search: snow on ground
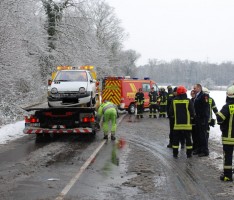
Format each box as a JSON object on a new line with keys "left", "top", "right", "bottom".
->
{"left": 0, "top": 90, "right": 227, "bottom": 145}
{"left": 0, "top": 121, "right": 25, "bottom": 144}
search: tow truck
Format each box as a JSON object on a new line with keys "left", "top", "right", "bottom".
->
{"left": 22, "top": 65, "right": 100, "bottom": 140}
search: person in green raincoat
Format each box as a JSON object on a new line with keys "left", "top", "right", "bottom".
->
{"left": 97, "top": 100, "right": 118, "bottom": 140}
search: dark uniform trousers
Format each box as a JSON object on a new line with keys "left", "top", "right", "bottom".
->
{"left": 196, "top": 117, "right": 209, "bottom": 154}
{"left": 223, "top": 145, "right": 234, "bottom": 178}
{"left": 137, "top": 104, "right": 144, "bottom": 118}
{"left": 149, "top": 103, "right": 158, "bottom": 118}
{"left": 169, "top": 118, "right": 185, "bottom": 146}
{"left": 173, "top": 130, "right": 192, "bottom": 156}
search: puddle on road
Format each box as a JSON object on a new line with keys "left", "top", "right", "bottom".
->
{"left": 96, "top": 138, "right": 139, "bottom": 199}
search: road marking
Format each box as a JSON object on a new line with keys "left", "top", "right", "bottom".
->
{"left": 55, "top": 114, "right": 126, "bottom": 200}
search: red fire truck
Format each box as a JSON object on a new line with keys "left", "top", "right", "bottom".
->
{"left": 102, "top": 77, "right": 159, "bottom": 114}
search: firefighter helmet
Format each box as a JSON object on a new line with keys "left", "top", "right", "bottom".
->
{"left": 202, "top": 87, "right": 210, "bottom": 94}
{"left": 227, "top": 85, "right": 234, "bottom": 98}
{"left": 177, "top": 85, "right": 187, "bottom": 95}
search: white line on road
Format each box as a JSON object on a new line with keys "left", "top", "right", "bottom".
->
{"left": 55, "top": 114, "right": 126, "bottom": 200}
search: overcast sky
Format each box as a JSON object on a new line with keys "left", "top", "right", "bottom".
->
{"left": 106, "top": 0, "right": 234, "bottom": 65}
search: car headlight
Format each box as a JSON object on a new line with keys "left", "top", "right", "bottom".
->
{"left": 51, "top": 87, "right": 58, "bottom": 94}
{"left": 79, "top": 87, "right": 86, "bottom": 94}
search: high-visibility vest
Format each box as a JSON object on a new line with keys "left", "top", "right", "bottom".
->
{"left": 217, "top": 103, "right": 234, "bottom": 145}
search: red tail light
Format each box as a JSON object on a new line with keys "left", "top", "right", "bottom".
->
{"left": 83, "top": 117, "right": 89, "bottom": 123}
{"left": 82, "top": 115, "right": 95, "bottom": 123}
{"left": 25, "top": 115, "right": 39, "bottom": 123}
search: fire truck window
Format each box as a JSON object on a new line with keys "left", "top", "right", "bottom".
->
{"left": 142, "top": 84, "right": 150, "bottom": 92}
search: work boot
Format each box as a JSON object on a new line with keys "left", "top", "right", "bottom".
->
{"left": 103, "top": 135, "right": 108, "bottom": 140}
{"left": 167, "top": 143, "right": 172, "bottom": 148}
{"left": 140, "top": 115, "right": 143, "bottom": 118}
{"left": 173, "top": 153, "right": 178, "bottom": 158}
{"left": 198, "top": 152, "right": 209, "bottom": 157}
{"left": 154, "top": 115, "right": 157, "bottom": 118}
{"left": 173, "top": 149, "right": 178, "bottom": 158}
{"left": 187, "top": 154, "right": 192, "bottom": 158}
{"left": 149, "top": 115, "right": 152, "bottom": 118}
{"left": 193, "top": 150, "right": 200, "bottom": 155}
{"left": 111, "top": 135, "right": 116, "bottom": 141}
{"left": 220, "top": 174, "right": 233, "bottom": 182}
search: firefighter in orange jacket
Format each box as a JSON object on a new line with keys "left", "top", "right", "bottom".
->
{"left": 216, "top": 85, "right": 234, "bottom": 182}
{"left": 169, "top": 86, "right": 195, "bottom": 158}
{"left": 148, "top": 87, "right": 158, "bottom": 118}
{"left": 135, "top": 88, "right": 144, "bottom": 118}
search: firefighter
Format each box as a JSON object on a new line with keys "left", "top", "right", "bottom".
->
{"left": 167, "top": 87, "right": 177, "bottom": 148}
{"left": 167, "top": 85, "right": 174, "bottom": 118}
{"left": 135, "top": 88, "right": 144, "bottom": 119}
{"left": 148, "top": 87, "right": 158, "bottom": 118}
{"left": 193, "top": 83, "right": 210, "bottom": 157}
{"left": 169, "top": 85, "right": 195, "bottom": 158}
{"left": 167, "top": 86, "right": 185, "bottom": 148}
{"left": 202, "top": 87, "right": 218, "bottom": 139}
{"left": 190, "top": 89, "right": 199, "bottom": 152}
{"left": 216, "top": 85, "right": 234, "bottom": 182}
{"left": 158, "top": 87, "right": 168, "bottom": 118}
{"left": 97, "top": 100, "right": 118, "bottom": 140}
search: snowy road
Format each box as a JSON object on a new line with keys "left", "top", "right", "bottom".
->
{"left": 0, "top": 90, "right": 233, "bottom": 200}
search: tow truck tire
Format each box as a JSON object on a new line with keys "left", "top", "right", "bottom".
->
{"left": 128, "top": 103, "right": 135, "bottom": 114}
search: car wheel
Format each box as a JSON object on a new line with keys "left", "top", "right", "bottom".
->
{"left": 128, "top": 103, "right": 135, "bottom": 114}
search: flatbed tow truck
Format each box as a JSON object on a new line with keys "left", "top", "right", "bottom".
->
{"left": 22, "top": 65, "right": 101, "bottom": 140}
{"left": 22, "top": 103, "right": 98, "bottom": 140}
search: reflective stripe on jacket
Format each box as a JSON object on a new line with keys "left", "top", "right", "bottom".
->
{"left": 217, "top": 99, "right": 234, "bottom": 145}
{"left": 169, "top": 94, "right": 195, "bottom": 131}
{"left": 135, "top": 92, "right": 144, "bottom": 105}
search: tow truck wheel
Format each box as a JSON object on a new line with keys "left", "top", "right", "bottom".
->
{"left": 128, "top": 103, "right": 135, "bottom": 114}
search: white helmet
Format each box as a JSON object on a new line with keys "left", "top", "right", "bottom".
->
{"left": 227, "top": 85, "right": 234, "bottom": 98}
{"left": 202, "top": 87, "right": 210, "bottom": 94}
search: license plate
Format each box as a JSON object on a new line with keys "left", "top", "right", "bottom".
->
{"left": 26, "top": 123, "right": 40, "bottom": 127}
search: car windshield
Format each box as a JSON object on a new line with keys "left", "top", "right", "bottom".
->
{"left": 55, "top": 71, "right": 87, "bottom": 82}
